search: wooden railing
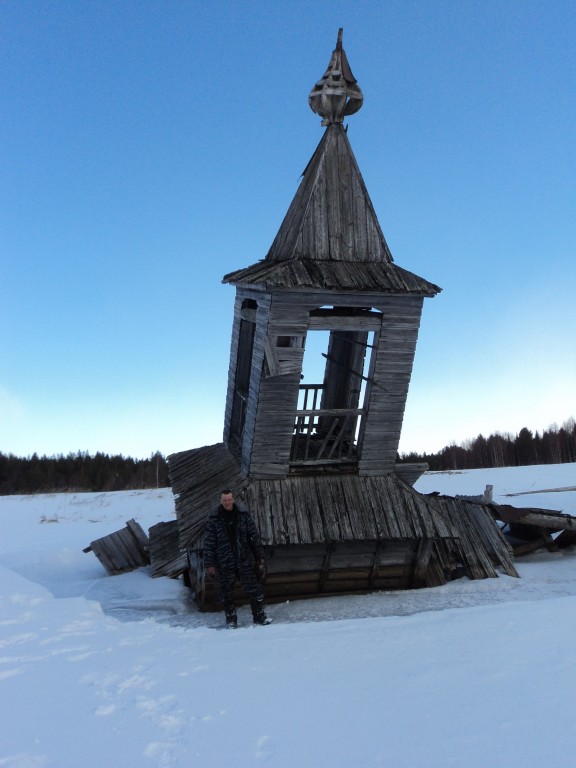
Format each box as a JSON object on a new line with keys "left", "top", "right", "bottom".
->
{"left": 291, "top": 384, "right": 364, "bottom": 466}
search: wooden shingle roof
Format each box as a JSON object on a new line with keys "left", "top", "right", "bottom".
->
{"left": 223, "top": 255, "right": 439, "bottom": 294}
{"left": 167, "top": 443, "right": 517, "bottom": 580}
{"left": 223, "top": 124, "right": 441, "bottom": 296}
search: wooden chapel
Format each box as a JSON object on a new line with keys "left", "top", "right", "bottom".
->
{"left": 167, "top": 30, "right": 517, "bottom": 608}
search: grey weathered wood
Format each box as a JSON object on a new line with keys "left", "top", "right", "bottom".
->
{"left": 189, "top": 537, "right": 447, "bottom": 610}
{"left": 169, "top": 444, "right": 519, "bottom": 600}
{"left": 512, "top": 534, "right": 557, "bottom": 557}
{"left": 493, "top": 505, "right": 574, "bottom": 531}
{"left": 84, "top": 519, "right": 149, "bottom": 576}
{"left": 165, "top": 37, "right": 534, "bottom": 612}
{"left": 149, "top": 520, "right": 188, "bottom": 579}
{"left": 394, "top": 463, "right": 428, "bottom": 486}
{"left": 412, "top": 538, "right": 434, "bottom": 588}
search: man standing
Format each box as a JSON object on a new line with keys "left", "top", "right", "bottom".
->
{"left": 204, "top": 490, "right": 270, "bottom": 628}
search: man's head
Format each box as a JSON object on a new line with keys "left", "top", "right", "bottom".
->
{"left": 220, "top": 490, "right": 234, "bottom": 511}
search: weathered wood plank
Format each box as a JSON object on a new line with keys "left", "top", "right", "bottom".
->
{"left": 84, "top": 519, "right": 149, "bottom": 576}
{"left": 170, "top": 444, "right": 519, "bottom": 593}
{"left": 149, "top": 520, "right": 187, "bottom": 579}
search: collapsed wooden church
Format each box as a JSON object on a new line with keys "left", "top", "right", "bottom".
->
{"left": 164, "top": 30, "right": 521, "bottom": 609}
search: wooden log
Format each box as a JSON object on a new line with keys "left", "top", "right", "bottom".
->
{"left": 512, "top": 534, "right": 558, "bottom": 557}
{"left": 508, "top": 522, "right": 561, "bottom": 541}
{"left": 494, "top": 505, "right": 570, "bottom": 531}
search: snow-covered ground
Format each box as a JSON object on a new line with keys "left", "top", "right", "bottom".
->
{"left": 1, "top": 464, "right": 575, "bottom": 768}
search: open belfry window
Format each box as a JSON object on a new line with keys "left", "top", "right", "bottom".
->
{"left": 229, "top": 299, "right": 257, "bottom": 445}
{"left": 290, "top": 306, "right": 382, "bottom": 467}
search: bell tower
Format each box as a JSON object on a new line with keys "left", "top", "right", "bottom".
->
{"left": 166, "top": 32, "right": 520, "bottom": 610}
{"left": 222, "top": 29, "right": 441, "bottom": 480}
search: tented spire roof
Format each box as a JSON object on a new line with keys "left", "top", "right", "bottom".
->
{"left": 223, "top": 32, "right": 440, "bottom": 297}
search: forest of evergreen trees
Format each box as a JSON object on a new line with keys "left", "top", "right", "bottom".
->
{"left": 1, "top": 418, "right": 574, "bottom": 495}
{"left": 400, "top": 418, "right": 576, "bottom": 471}
{"left": 0, "top": 451, "right": 169, "bottom": 495}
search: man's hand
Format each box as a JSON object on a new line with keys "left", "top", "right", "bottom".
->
{"left": 206, "top": 566, "right": 217, "bottom": 577}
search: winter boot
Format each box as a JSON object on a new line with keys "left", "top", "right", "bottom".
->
{"left": 251, "top": 599, "right": 271, "bottom": 626}
{"left": 225, "top": 607, "right": 238, "bottom": 629}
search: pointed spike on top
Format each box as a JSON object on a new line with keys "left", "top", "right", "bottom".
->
{"left": 308, "top": 28, "right": 364, "bottom": 126}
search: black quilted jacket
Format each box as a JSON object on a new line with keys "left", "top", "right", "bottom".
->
{"left": 203, "top": 504, "right": 265, "bottom": 574}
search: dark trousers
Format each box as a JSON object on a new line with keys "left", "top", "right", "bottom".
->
{"left": 219, "top": 567, "right": 263, "bottom": 612}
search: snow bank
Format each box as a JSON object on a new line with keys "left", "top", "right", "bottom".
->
{"left": 1, "top": 465, "right": 575, "bottom": 767}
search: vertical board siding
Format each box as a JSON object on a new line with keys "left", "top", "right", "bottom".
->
{"left": 359, "top": 298, "right": 424, "bottom": 474}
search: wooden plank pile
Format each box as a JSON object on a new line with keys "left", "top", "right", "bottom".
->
{"left": 83, "top": 519, "right": 149, "bottom": 575}
{"left": 148, "top": 520, "right": 188, "bottom": 579}
{"left": 448, "top": 490, "right": 576, "bottom": 556}
{"left": 168, "top": 443, "right": 245, "bottom": 545}
{"left": 424, "top": 496, "right": 518, "bottom": 579}
{"left": 167, "top": 443, "right": 521, "bottom": 610}
{"left": 489, "top": 503, "right": 576, "bottom": 556}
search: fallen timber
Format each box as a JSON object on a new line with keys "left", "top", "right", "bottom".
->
{"left": 148, "top": 520, "right": 188, "bottom": 579}
{"left": 121, "top": 32, "right": 575, "bottom": 611}
{"left": 83, "top": 518, "right": 149, "bottom": 575}
{"left": 447, "top": 491, "right": 576, "bottom": 557}
{"left": 489, "top": 503, "right": 576, "bottom": 556}
{"left": 160, "top": 33, "right": 462, "bottom": 611}
{"left": 167, "top": 443, "right": 520, "bottom": 612}
{"left": 83, "top": 482, "right": 576, "bottom": 601}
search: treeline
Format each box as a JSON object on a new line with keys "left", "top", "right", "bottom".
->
{"left": 400, "top": 418, "right": 576, "bottom": 471}
{"left": 0, "top": 451, "right": 170, "bottom": 495}
{"left": 2, "top": 418, "right": 575, "bottom": 494}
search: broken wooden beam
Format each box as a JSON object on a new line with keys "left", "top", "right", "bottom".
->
{"left": 512, "top": 533, "right": 558, "bottom": 557}
{"left": 83, "top": 518, "right": 150, "bottom": 575}
{"left": 491, "top": 504, "right": 574, "bottom": 532}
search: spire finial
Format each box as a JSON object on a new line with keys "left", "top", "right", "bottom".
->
{"left": 308, "top": 28, "right": 364, "bottom": 126}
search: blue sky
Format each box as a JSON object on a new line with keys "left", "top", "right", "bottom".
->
{"left": 1, "top": 0, "right": 574, "bottom": 459}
